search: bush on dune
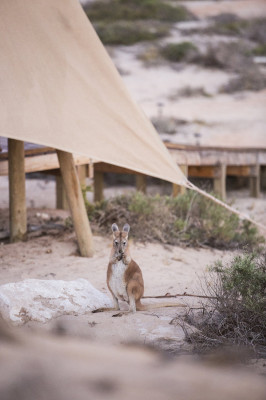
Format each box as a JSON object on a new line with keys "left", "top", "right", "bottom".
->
{"left": 86, "top": 191, "right": 264, "bottom": 250}
{"left": 178, "top": 253, "right": 266, "bottom": 356}
{"left": 85, "top": 0, "right": 191, "bottom": 23}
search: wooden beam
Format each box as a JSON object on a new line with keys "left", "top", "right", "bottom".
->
{"left": 172, "top": 165, "right": 188, "bottom": 197}
{"left": 213, "top": 164, "right": 227, "bottom": 201}
{"left": 8, "top": 139, "right": 27, "bottom": 242}
{"left": 56, "top": 150, "right": 94, "bottom": 257}
{"left": 94, "top": 162, "right": 140, "bottom": 175}
{"left": 261, "top": 166, "right": 266, "bottom": 191}
{"left": 249, "top": 164, "right": 260, "bottom": 198}
{"left": 0, "top": 146, "right": 55, "bottom": 160}
{"left": 56, "top": 175, "right": 68, "bottom": 210}
{"left": 0, "top": 153, "right": 91, "bottom": 176}
{"left": 136, "top": 174, "right": 147, "bottom": 194}
{"left": 227, "top": 166, "right": 251, "bottom": 177}
{"left": 94, "top": 171, "right": 104, "bottom": 202}
{"left": 188, "top": 165, "right": 221, "bottom": 178}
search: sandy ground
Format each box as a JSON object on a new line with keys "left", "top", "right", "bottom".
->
{"left": 180, "top": 0, "right": 266, "bottom": 20}
{"left": 0, "top": 212, "right": 231, "bottom": 352}
{"left": 0, "top": 0, "right": 265, "bottom": 374}
{"left": 0, "top": 177, "right": 265, "bottom": 358}
{"left": 106, "top": 1, "right": 266, "bottom": 148}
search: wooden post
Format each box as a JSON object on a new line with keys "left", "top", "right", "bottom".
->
{"left": 8, "top": 139, "right": 27, "bottom": 242}
{"left": 56, "top": 150, "right": 94, "bottom": 257}
{"left": 136, "top": 174, "right": 147, "bottom": 194}
{"left": 77, "top": 164, "right": 87, "bottom": 189}
{"left": 261, "top": 166, "right": 266, "bottom": 191}
{"left": 213, "top": 164, "right": 226, "bottom": 201}
{"left": 249, "top": 164, "right": 260, "bottom": 198}
{"left": 172, "top": 165, "right": 188, "bottom": 197}
{"left": 56, "top": 175, "right": 68, "bottom": 210}
{"left": 94, "top": 171, "right": 104, "bottom": 202}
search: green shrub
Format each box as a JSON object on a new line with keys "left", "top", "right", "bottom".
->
{"left": 212, "top": 254, "right": 266, "bottom": 313}
{"left": 253, "top": 43, "right": 266, "bottom": 56}
{"left": 220, "top": 67, "right": 266, "bottom": 93}
{"left": 179, "top": 253, "right": 266, "bottom": 355}
{"left": 160, "top": 42, "right": 198, "bottom": 62}
{"left": 95, "top": 21, "right": 169, "bottom": 45}
{"left": 87, "top": 191, "right": 264, "bottom": 250}
{"left": 128, "top": 191, "right": 155, "bottom": 215}
{"left": 85, "top": 0, "right": 191, "bottom": 23}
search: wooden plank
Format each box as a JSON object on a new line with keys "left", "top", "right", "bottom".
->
{"left": 56, "top": 150, "right": 94, "bottom": 257}
{"left": 8, "top": 139, "right": 27, "bottom": 242}
{"left": 227, "top": 166, "right": 251, "bottom": 177}
{"left": 169, "top": 149, "right": 259, "bottom": 166}
{"left": 188, "top": 165, "right": 221, "bottom": 178}
{"left": 94, "top": 162, "right": 140, "bottom": 175}
{"left": 0, "top": 146, "right": 55, "bottom": 160}
{"left": 165, "top": 142, "right": 266, "bottom": 152}
{"left": 0, "top": 153, "right": 91, "bottom": 176}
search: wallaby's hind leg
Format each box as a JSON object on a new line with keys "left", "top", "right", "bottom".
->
{"left": 127, "top": 280, "right": 143, "bottom": 313}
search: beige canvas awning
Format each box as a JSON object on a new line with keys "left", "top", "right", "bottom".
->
{"left": 0, "top": 0, "right": 188, "bottom": 187}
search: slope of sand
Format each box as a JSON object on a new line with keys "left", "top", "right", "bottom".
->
{"left": 179, "top": 0, "right": 266, "bottom": 20}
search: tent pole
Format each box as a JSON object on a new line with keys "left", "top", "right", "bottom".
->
{"left": 8, "top": 139, "right": 27, "bottom": 242}
{"left": 56, "top": 150, "right": 94, "bottom": 257}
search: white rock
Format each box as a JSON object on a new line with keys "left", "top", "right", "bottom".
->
{"left": 0, "top": 279, "right": 112, "bottom": 325}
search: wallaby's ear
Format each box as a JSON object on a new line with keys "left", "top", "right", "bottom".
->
{"left": 122, "top": 223, "right": 130, "bottom": 233}
{"left": 111, "top": 223, "right": 119, "bottom": 233}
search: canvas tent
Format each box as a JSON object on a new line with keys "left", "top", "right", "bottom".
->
{"left": 0, "top": 0, "right": 189, "bottom": 255}
{"left": 0, "top": 0, "right": 187, "bottom": 186}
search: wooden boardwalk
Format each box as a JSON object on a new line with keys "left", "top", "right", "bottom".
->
{"left": 1, "top": 138, "right": 266, "bottom": 203}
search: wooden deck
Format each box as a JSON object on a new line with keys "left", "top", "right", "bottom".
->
{"left": 1, "top": 138, "right": 266, "bottom": 202}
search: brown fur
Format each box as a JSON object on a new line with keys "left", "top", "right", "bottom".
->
{"left": 93, "top": 223, "right": 185, "bottom": 314}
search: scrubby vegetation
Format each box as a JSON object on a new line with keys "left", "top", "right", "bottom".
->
{"left": 95, "top": 21, "right": 169, "bottom": 45}
{"left": 85, "top": 0, "right": 193, "bottom": 45}
{"left": 160, "top": 41, "right": 199, "bottom": 62}
{"left": 85, "top": 0, "right": 191, "bottom": 23}
{"left": 206, "top": 14, "right": 266, "bottom": 45}
{"left": 178, "top": 253, "right": 266, "bottom": 356}
{"left": 253, "top": 43, "right": 266, "bottom": 56}
{"left": 85, "top": 191, "right": 264, "bottom": 250}
{"left": 220, "top": 68, "right": 266, "bottom": 93}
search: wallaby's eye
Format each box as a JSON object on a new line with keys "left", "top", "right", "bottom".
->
{"left": 123, "top": 241, "right": 126, "bottom": 245}
{"left": 114, "top": 240, "right": 118, "bottom": 246}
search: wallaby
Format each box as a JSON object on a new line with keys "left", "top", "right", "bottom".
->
{"left": 93, "top": 223, "right": 186, "bottom": 314}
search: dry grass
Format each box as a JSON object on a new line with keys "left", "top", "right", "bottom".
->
{"left": 86, "top": 192, "right": 265, "bottom": 250}
{"left": 176, "top": 253, "right": 266, "bottom": 356}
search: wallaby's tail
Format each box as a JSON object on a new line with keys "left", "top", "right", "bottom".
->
{"left": 136, "top": 301, "right": 186, "bottom": 311}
